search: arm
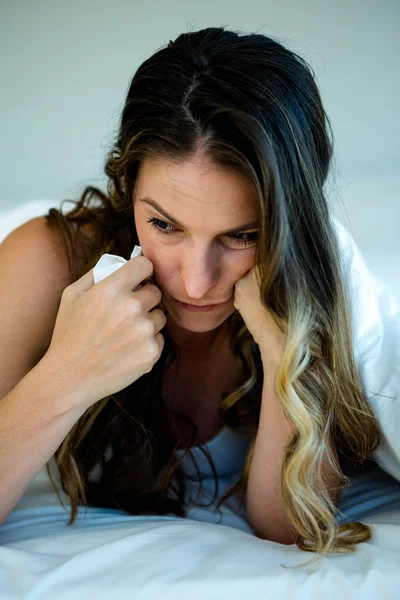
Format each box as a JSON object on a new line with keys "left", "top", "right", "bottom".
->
{"left": 0, "top": 217, "right": 89, "bottom": 524}
{"left": 0, "top": 357, "right": 89, "bottom": 525}
{"left": 245, "top": 352, "right": 341, "bottom": 545}
{"left": 233, "top": 264, "right": 341, "bottom": 543}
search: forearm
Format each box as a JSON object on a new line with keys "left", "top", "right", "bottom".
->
{"left": 246, "top": 358, "right": 297, "bottom": 544}
{"left": 246, "top": 354, "right": 340, "bottom": 544}
{"left": 0, "top": 357, "right": 88, "bottom": 525}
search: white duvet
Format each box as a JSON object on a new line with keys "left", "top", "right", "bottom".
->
{"left": 1, "top": 507, "right": 400, "bottom": 599}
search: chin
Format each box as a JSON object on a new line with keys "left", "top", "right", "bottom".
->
{"left": 174, "top": 319, "right": 226, "bottom": 333}
{"left": 167, "top": 305, "right": 235, "bottom": 332}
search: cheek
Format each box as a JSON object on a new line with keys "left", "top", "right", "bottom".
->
{"left": 133, "top": 226, "right": 166, "bottom": 285}
{"left": 145, "top": 254, "right": 172, "bottom": 291}
{"left": 229, "top": 253, "right": 255, "bottom": 283}
{"left": 134, "top": 222, "right": 158, "bottom": 263}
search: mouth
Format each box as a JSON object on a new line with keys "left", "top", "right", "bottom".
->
{"left": 173, "top": 298, "right": 229, "bottom": 312}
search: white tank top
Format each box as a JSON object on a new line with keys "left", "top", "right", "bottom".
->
{"left": 175, "top": 425, "right": 252, "bottom": 479}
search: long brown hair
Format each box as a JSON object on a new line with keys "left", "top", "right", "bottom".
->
{"left": 44, "top": 26, "right": 382, "bottom": 568}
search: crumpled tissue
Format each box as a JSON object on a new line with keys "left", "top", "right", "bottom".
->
{"left": 92, "top": 244, "right": 167, "bottom": 313}
{"left": 93, "top": 245, "right": 143, "bottom": 289}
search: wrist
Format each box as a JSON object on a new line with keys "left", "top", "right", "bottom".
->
{"left": 259, "top": 343, "right": 280, "bottom": 366}
{"left": 32, "top": 352, "right": 93, "bottom": 419}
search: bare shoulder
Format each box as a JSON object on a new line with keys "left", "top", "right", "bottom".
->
{"left": 0, "top": 215, "right": 91, "bottom": 399}
{"left": 1, "top": 216, "right": 71, "bottom": 285}
{"left": 2, "top": 214, "right": 91, "bottom": 282}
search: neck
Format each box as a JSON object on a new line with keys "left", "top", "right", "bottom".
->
{"left": 165, "top": 319, "right": 229, "bottom": 361}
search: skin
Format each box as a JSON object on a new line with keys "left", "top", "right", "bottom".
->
{"left": 132, "top": 151, "right": 259, "bottom": 360}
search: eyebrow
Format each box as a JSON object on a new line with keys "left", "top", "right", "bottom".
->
{"left": 139, "top": 196, "right": 259, "bottom": 234}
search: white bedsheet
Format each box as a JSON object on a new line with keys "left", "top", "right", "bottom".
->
{"left": 2, "top": 456, "right": 400, "bottom": 598}
{"left": 1, "top": 506, "right": 400, "bottom": 599}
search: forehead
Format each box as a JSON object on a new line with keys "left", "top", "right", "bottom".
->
{"left": 134, "top": 158, "right": 257, "bottom": 221}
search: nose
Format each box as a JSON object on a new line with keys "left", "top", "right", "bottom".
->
{"left": 181, "top": 243, "right": 220, "bottom": 300}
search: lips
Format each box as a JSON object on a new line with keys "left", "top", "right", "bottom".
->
{"left": 177, "top": 302, "right": 222, "bottom": 307}
{"left": 175, "top": 299, "right": 228, "bottom": 307}
{"left": 173, "top": 298, "right": 229, "bottom": 312}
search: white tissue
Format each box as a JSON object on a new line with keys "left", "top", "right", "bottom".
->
{"left": 93, "top": 245, "right": 143, "bottom": 286}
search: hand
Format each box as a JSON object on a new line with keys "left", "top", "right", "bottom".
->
{"left": 45, "top": 256, "right": 167, "bottom": 410}
{"left": 233, "top": 265, "right": 286, "bottom": 367}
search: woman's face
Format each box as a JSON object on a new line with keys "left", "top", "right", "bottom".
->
{"left": 133, "top": 155, "right": 259, "bottom": 334}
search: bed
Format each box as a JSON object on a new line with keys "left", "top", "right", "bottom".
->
{"left": 1, "top": 186, "right": 400, "bottom": 599}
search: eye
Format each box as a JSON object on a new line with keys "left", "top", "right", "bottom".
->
{"left": 228, "top": 231, "right": 258, "bottom": 247}
{"left": 147, "top": 217, "right": 258, "bottom": 248}
{"left": 147, "top": 218, "right": 177, "bottom": 235}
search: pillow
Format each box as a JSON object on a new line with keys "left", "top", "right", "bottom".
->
{"left": 331, "top": 214, "right": 400, "bottom": 481}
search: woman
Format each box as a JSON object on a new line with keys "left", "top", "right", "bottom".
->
{"left": 1, "top": 26, "right": 400, "bottom": 570}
